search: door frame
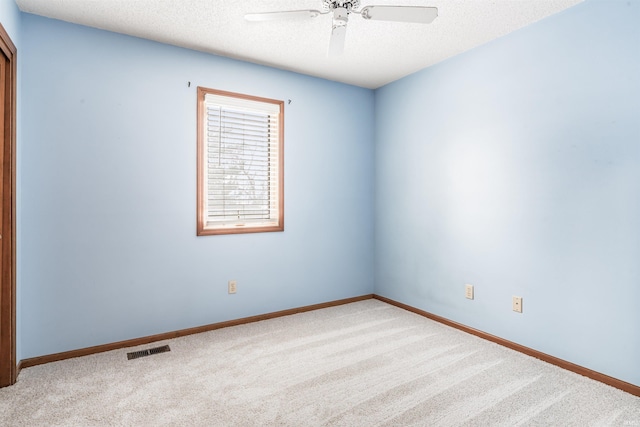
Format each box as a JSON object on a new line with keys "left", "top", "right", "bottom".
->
{"left": 0, "top": 22, "right": 17, "bottom": 388}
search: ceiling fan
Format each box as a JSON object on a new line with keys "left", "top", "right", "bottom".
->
{"left": 245, "top": 1, "right": 438, "bottom": 57}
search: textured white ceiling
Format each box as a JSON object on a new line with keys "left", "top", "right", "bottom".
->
{"left": 15, "top": 0, "right": 584, "bottom": 89}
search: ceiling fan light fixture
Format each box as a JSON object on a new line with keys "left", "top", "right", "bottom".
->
{"left": 323, "top": 0, "right": 360, "bottom": 12}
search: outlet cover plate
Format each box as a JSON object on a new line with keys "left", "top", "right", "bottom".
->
{"left": 228, "top": 280, "right": 237, "bottom": 294}
{"left": 513, "top": 296, "right": 523, "bottom": 313}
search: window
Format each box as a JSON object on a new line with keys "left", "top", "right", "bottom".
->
{"left": 197, "top": 87, "right": 284, "bottom": 235}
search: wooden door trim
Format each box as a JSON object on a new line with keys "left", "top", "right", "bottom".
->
{"left": 0, "top": 22, "right": 17, "bottom": 388}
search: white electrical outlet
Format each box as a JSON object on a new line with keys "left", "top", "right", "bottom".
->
{"left": 228, "top": 280, "right": 237, "bottom": 294}
{"left": 465, "top": 284, "right": 474, "bottom": 300}
{"left": 513, "top": 296, "right": 522, "bottom": 313}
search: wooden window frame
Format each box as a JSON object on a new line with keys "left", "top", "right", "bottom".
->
{"left": 196, "top": 87, "right": 284, "bottom": 236}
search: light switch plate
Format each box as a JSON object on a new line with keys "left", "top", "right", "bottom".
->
{"left": 465, "top": 284, "right": 474, "bottom": 300}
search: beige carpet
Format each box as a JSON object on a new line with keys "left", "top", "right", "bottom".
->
{"left": 1, "top": 300, "right": 639, "bottom": 426}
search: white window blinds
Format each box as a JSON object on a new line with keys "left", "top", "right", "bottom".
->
{"left": 201, "top": 92, "right": 282, "bottom": 231}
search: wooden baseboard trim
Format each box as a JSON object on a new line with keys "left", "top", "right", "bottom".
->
{"left": 21, "top": 293, "right": 638, "bottom": 397}
{"left": 373, "top": 294, "right": 640, "bottom": 397}
{"left": 20, "top": 294, "right": 374, "bottom": 369}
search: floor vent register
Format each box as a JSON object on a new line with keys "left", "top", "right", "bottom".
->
{"left": 127, "top": 345, "right": 171, "bottom": 360}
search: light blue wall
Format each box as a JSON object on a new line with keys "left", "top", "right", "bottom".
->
{"left": 20, "top": 14, "right": 375, "bottom": 358}
{"left": 375, "top": 0, "right": 640, "bottom": 386}
{"left": 0, "top": 0, "right": 20, "bottom": 44}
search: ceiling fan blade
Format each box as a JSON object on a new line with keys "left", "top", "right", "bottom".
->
{"left": 245, "top": 10, "right": 325, "bottom": 22}
{"left": 360, "top": 6, "right": 438, "bottom": 24}
{"left": 328, "top": 7, "right": 349, "bottom": 57}
{"left": 328, "top": 24, "right": 347, "bottom": 57}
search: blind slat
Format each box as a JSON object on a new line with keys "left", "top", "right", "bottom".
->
{"left": 204, "top": 96, "right": 281, "bottom": 225}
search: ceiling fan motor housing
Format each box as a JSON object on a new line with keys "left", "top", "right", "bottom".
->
{"left": 333, "top": 8, "right": 349, "bottom": 27}
{"left": 323, "top": 1, "right": 360, "bottom": 12}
